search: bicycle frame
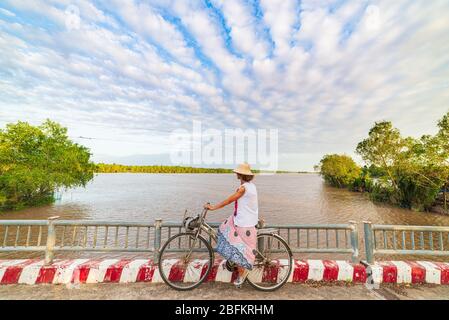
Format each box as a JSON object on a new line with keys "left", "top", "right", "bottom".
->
{"left": 159, "top": 208, "right": 293, "bottom": 291}
{"left": 185, "top": 207, "right": 281, "bottom": 265}
{"left": 193, "top": 208, "right": 218, "bottom": 241}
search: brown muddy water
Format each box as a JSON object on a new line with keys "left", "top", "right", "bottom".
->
{"left": 1, "top": 173, "right": 449, "bottom": 261}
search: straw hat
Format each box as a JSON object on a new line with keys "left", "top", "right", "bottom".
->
{"left": 233, "top": 163, "right": 254, "bottom": 176}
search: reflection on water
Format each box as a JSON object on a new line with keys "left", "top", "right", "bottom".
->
{"left": 1, "top": 173, "right": 449, "bottom": 261}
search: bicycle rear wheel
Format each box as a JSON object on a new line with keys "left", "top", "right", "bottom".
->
{"left": 158, "top": 232, "right": 214, "bottom": 290}
{"left": 246, "top": 233, "right": 293, "bottom": 291}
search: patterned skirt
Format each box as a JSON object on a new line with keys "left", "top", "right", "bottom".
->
{"left": 216, "top": 215, "right": 257, "bottom": 270}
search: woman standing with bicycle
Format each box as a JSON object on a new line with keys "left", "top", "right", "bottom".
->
{"left": 204, "top": 163, "right": 258, "bottom": 287}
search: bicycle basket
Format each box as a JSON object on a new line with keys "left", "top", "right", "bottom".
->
{"left": 183, "top": 216, "right": 200, "bottom": 230}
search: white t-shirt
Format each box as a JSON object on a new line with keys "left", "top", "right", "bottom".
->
{"left": 234, "top": 182, "right": 259, "bottom": 227}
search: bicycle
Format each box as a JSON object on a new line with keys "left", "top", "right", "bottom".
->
{"left": 158, "top": 205, "right": 293, "bottom": 291}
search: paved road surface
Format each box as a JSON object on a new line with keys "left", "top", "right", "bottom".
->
{"left": 1, "top": 282, "right": 449, "bottom": 300}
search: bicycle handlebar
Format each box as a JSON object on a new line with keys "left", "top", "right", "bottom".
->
{"left": 202, "top": 202, "right": 210, "bottom": 217}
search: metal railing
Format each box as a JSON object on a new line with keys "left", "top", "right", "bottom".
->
{"left": 363, "top": 221, "right": 449, "bottom": 264}
{"left": 3, "top": 218, "right": 449, "bottom": 265}
{"left": 257, "top": 221, "right": 359, "bottom": 262}
{"left": 0, "top": 217, "right": 359, "bottom": 264}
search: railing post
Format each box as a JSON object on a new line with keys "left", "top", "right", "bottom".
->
{"left": 153, "top": 218, "right": 163, "bottom": 263}
{"left": 45, "top": 216, "right": 59, "bottom": 265}
{"left": 349, "top": 220, "right": 359, "bottom": 263}
{"left": 363, "top": 221, "right": 374, "bottom": 264}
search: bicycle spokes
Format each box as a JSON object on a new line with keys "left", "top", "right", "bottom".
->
{"left": 158, "top": 233, "right": 214, "bottom": 290}
{"left": 247, "top": 234, "right": 293, "bottom": 290}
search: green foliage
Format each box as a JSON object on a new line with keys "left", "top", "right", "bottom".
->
{"left": 318, "top": 154, "right": 362, "bottom": 188}
{"left": 355, "top": 111, "right": 449, "bottom": 211}
{"left": 351, "top": 166, "right": 374, "bottom": 193}
{"left": 366, "top": 165, "right": 386, "bottom": 178}
{"left": 0, "top": 120, "right": 96, "bottom": 211}
{"left": 368, "top": 183, "right": 394, "bottom": 203}
{"left": 318, "top": 111, "right": 449, "bottom": 212}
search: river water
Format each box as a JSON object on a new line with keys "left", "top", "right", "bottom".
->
{"left": 2, "top": 173, "right": 448, "bottom": 225}
{"left": 1, "top": 173, "right": 449, "bottom": 261}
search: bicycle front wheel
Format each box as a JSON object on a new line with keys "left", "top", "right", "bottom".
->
{"left": 246, "top": 233, "right": 293, "bottom": 291}
{"left": 158, "top": 232, "right": 214, "bottom": 291}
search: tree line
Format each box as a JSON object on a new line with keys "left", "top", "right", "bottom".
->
{"left": 96, "top": 163, "right": 235, "bottom": 174}
{"left": 317, "top": 111, "right": 449, "bottom": 213}
{"left": 96, "top": 163, "right": 298, "bottom": 174}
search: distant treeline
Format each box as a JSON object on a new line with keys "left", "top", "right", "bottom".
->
{"left": 96, "top": 163, "right": 233, "bottom": 174}
{"left": 95, "top": 163, "right": 301, "bottom": 174}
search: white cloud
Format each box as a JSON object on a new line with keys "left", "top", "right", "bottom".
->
{"left": 0, "top": 8, "right": 15, "bottom": 17}
{"left": 0, "top": 0, "right": 448, "bottom": 171}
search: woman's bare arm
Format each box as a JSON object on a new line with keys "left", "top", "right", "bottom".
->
{"left": 205, "top": 186, "right": 245, "bottom": 211}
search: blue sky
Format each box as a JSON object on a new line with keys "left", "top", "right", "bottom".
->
{"left": 0, "top": 0, "right": 448, "bottom": 171}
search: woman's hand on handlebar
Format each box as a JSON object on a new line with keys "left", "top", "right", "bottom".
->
{"left": 204, "top": 203, "right": 214, "bottom": 211}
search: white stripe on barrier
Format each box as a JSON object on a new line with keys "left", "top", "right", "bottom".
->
{"left": 247, "top": 264, "right": 264, "bottom": 284}
{"left": 278, "top": 259, "right": 292, "bottom": 283}
{"left": 18, "top": 260, "right": 45, "bottom": 285}
{"left": 366, "top": 264, "right": 383, "bottom": 284}
{"left": 307, "top": 260, "right": 324, "bottom": 281}
{"left": 391, "top": 261, "right": 412, "bottom": 284}
{"left": 215, "top": 260, "right": 233, "bottom": 283}
{"left": 417, "top": 261, "right": 441, "bottom": 284}
{"left": 184, "top": 259, "right": 207, "bottom": 283}
{"left": 86, "top": 259, "right": 119, "bottom": 284}
{"left": 336, "top": 261, "right": 353, "bottom": 281}
{"left": 120, "top": 259, "right": 149, "bottom": 283}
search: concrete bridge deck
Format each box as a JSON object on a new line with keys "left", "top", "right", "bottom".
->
{"left": 1, "top": 282, "right": 449, "bottom": 300}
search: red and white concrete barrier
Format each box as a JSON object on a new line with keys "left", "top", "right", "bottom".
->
{"left": 367, "top": 261, "right": 449, "bottom": 285}
{"left": 0, "top": 259, "right": 365, "bottom": 285}
{"left": 0, "top": 259, "right": 448, "bottom": 285}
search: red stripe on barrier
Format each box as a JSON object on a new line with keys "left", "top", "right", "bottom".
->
{"left": 322, "top": 260, "right": 339, "bottom": 281}
{"left": 36, "top": 260, "right": 76, "bottom": 284}
{"left": 136, "top": 262, "right": 157, "bottom": 282}
{"left": 0, "top": 260, "right": 37, "bottom": 284}
{"left": 262, "top": 260, "right": 280, "bottom": 283}
{"left": 405, "top": 261, "right": 426, "bottom": 284}
{"left": 204, "top": 260, "right": 221, "bottom": 282}
{"left": 74, "top": 260, "right": 101, "bottom": 283}
{"left": 380, "top": 262, "right": 397, "bottom": 283}
{"left": 104, "top": 260, "right": 131, "bottom": 283}
{"left": 36, "top": 267, "right": 57, "bottom": 284}
{"left": 352, "top": 264, "right": 367, "bottom": 283}
{"left": 168, "top": 261, "right": 186, "bottom": 282}
{"left": 292, "top": 260, "right": 309, "bottom": 282}
{"left": 432, "top": 262, "right": 449, "bottom": 284}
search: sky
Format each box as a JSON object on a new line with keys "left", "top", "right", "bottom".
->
{"left": 0, "top": 0, "right": 448, "bottom": 171}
